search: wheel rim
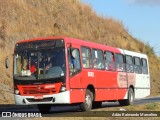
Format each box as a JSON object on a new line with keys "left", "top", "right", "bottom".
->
{"left": 85, "top": 94, "right": 92, "bottom": 108}
{"left": 130, "top": 91, "right": 134, "bottom": 103}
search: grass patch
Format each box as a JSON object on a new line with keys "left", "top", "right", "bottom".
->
{"left": 145, "top": 103, "right": 159, "bottom": 110}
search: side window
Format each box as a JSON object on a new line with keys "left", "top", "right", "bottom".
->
{"left": 92, "top": 49, "right": 105, "bottom": 70}
{"left": 115, "top": 54, "right": 125, "bottom": 72}
{"left": 68, "top": 48, "right": 81, "bottom": 76}
{"left": 104, "top": 51, "right": 115, "bottom": 71}
{"left": 81, "top": 47, "right": 92, "bottom": 69}
{"left": 126, "top": 55, "right": 134, "bottom": 73}
{"left": 134, "top": 57, "right": 142, "bottom": 74}
{"left": 142, "top": 58, "right": 148, "bottom": 74}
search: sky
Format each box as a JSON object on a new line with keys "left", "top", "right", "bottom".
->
{"left": 81, "top": 0, "right": 160, "bottom": 55}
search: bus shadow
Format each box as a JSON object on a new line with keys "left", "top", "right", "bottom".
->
{"left": 0, "top": 104, "right": 36, "bottom": 110}
{"left": 0, "top": 102, "right": 121, "bottom": 116}
{"left": 46, "top": 102, "right": 121, "bottom": 117}
{"left": 49, "top": 102, "right": 120, "bottom": 113}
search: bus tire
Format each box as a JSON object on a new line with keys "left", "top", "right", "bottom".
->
{"left": 37, "top": 104, "right": 52, "bottom": 113}
{"left": 127, "top": 87, "right": 135, "bottom": 105}
{"left": 80, "top": 89, "right": 93, "bottom": 111}
{"left": 92, "top": 101, "right": 102, "bottom": 109}
{"left": 118, "top": 88, "right": 135, "bottom": 106}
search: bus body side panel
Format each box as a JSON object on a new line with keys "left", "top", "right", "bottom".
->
{"left": 94, "top": 70, "right": 118, "bottom": 101}
{"left": 70, "top": 89, "right": 85, "bottom": 103}
{"left": 94, "top": 49, "right": 128, "bottom": 101}
{"left": 116, "top": 72, "right": 129, "bottom": 99}
{"left": 135, "top": 57, "right": 150, "bottom": 98}
{"left": 134, "top": 74, "right": 150, "bottom": 98}
{"left": 69, "top": 69, "right": 95, "bottom": 103}
{"left": 122, "top": 49, "right": 150, "bottom": 99}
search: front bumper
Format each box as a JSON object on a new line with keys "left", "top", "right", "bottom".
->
{"left": 15, "top": 91, "right": 70, "bottom": 105}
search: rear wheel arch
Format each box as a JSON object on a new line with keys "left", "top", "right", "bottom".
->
{"left": 129, "top": 85, "right": 134, "bottom": 93}
{"left": 119, "top": 86, "right": 135, "bottom": 106}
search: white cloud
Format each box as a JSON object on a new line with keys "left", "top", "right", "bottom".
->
{"left": 125, "top": 0, "right": 160, "bottom": 6}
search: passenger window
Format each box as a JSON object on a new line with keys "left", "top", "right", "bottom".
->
{"left": 104, "top": 52, "right": 115, "bottom": 71}
{"left": 92, "top": 49, "right": 104, "bottom": 70}
{"left": 68, "top": 48, "right": 81, "bottom": 76}
{"left": 115, "top": 54, "right": 125, "bottom": 72}
{"left": 142, "top": 58, "right": 148, "bottom": 74}
{"left": 81, "top": 47, "right": 92, "bottom": 69}
{"left": 126, "top": 55, "right": 134, "bottom": 73}
{"left": 135, "top": 57, "right": 141, "bottom": 66}
{"left": 134, "top": 57, "right": 142, "bottom": 74}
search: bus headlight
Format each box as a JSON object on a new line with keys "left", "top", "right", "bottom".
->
{"left": 60, "top": 83, "right": 66, "bottom": 92}
{"left": 60, "top": 86, "right": 66, "bottom": 92}
{"left": 14, "top": 85, "right": 20, "bottom": 95}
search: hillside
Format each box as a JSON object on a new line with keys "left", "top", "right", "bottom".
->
{"left": 0, "top": 0, "right": 160, "bottom": 104}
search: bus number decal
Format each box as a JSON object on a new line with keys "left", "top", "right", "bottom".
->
{"left": 88, "top": 72, "right": 94, "bottom": 77}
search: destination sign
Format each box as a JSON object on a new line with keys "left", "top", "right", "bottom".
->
{"left": 15, "top": 39, "right": 64, "bottom": 51}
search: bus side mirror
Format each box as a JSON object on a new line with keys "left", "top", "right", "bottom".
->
{"left": 5, "top": 57, "right": 9, "bottom": 68}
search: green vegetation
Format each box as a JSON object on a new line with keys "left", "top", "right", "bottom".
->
{"left": 145, "top": 103, "right": 159, "bottom": 110}
{"left": 0, "top": 0, "right": 160, "bottom": 103}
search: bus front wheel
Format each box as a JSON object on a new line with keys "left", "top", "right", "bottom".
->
{"left": 80, "top": 89, "right": 93, "bottom": 111}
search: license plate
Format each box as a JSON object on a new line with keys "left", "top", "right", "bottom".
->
{"left": 34, "top": 95, "right": 43, "bottom": 100}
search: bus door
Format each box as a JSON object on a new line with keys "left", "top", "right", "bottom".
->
{"left": 67, "top": 43, "right": 86, "bottom": 103}
{"left": 67, "top": 44, "right": 82, "bottom": 88}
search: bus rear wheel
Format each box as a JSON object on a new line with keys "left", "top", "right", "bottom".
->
{"left": 119, "top": 88, "right": 134, "bottom": 106}
{"left": 80, "top": 89, "right": 93, "bottom": 111}
{"left": 127, "top": 88, "right": 135, "bottom": 105}
{"left": 37, "top": 104, "right": 52, "bottom": 113}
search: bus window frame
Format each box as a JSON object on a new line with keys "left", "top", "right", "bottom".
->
{"left": 141, "top": 58, "right": 148, "bottom": 67}
{"left": 133, "top": 56, "right": 142, "bottom": 74}
{"left": 141, "top": 58, "right": 148, "bottom": 74}
{"left": 92, "top": 48, "right": 105, "bottom": 70}
{"left": 81, "top": 46, "right": 92, "bottom": 69}
{"left": 115, "top": 53, "right": 126, "bottom": 72}
{"left": 125, "top": 55, "right": 134, "bottom": 73}
{"left": 104, "top": 51, "right": 116, "bottom": 71}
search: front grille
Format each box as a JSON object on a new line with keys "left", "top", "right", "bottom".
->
{"left": 17, "top": 83, "right": 62, "bottom": 95}
{"left": 26, "top": 97, "right": 53, "bottom": 102}
{"left": 21, "top": 87, "right": 56, "bottom": 95}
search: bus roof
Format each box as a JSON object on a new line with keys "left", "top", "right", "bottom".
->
{"left": 16, "top": 36, "right": 147, "bottom": 57}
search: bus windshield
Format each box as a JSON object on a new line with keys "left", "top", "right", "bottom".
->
{"left": 14, "top": 42, "right": 66, "bottom": 81}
